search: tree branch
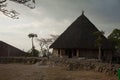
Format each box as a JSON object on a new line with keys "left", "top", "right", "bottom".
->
{"left": 0, "top": 0, "right": 7, "bottom": 3}
{"left": 0, "top": 0, "right": 35, "bottom": 19}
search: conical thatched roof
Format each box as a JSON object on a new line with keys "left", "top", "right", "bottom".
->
{"left": 0, "top": 41, "right": 26, "bottom": 57}
{"left": 50, "top": 13, "right": 113, "bottom": 49}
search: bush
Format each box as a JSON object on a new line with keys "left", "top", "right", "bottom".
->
{"left": 28, "top": 48, "right": 39, "bottom": 57}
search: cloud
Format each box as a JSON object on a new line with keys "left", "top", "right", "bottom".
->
{"left": 0, "top": 0, "right": 120, "bottom": 51}
{"left": 8, "top": 17, "right": 70, "bottom": 36}
{"left": 0, "top": 15, "right": 71, "bottom": 51}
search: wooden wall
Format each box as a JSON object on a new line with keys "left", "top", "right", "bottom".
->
{"left": 52, "top": 48, "right": 113, "bottom": 62}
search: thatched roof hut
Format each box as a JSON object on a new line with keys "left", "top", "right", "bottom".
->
{"left": 50, "top": 12, "right": 114, "bottom": 62}
{"left": 0, "top": 41, "right": 26, "bottom": 57}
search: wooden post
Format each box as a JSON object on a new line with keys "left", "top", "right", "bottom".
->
{"left": 60, "top": 49, "right": 63, "bottom": 58}
{"left": 52, "top": 49, "right": 57, "bottom": 56}
{"left": 72, "top": 49, "right": 74, "bottom": 58}
{"left": 76, "top": 49, "right": 79, "bottom": 57}
{"left": 61, "top": 50, "right": 65, "bottom": 57}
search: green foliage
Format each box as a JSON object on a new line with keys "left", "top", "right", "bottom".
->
{"left": 94, "top": 31, "right": 105, "bottom": 47}
{"left": 108, "top": 29, "right": 120, "bottom": 50}
{"left": 28, "top": 33, "right": 37, "bottom": 38}
{"left": 28, "top": 48, "right": 39, "bottom": 57}
{"left": 32, "top": 48, "right": 39, "bottom": 57}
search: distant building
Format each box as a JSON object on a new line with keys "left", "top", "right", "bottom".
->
{"left": 50, "top": 12, "right": 114, "bottom": 62}
{"left": 0, "top": 41, "right": 26, "bottom": 57}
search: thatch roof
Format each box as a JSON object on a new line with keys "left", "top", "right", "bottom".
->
{"left": 0, "top": 41, "right": 26, "bottom": 57}
{"left": 50, "top": 12, "right": 113, "bottom": 50}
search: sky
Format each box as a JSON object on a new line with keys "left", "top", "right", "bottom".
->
{"left": 0, "top": 0, "right": 120, "bottom": 51}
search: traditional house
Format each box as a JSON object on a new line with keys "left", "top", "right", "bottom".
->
{"left": 0, "top": 41, "right": 26, "bottom": 57}
{"left": 50, "top": 12, "right": 114, "bottom": 62}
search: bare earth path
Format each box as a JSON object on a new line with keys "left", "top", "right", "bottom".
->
{"left": 0, "top": 64, "right": 117, "bottom": 80}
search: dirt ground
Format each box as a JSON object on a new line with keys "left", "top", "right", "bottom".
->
{"left": 0, "top": 64, "right": 118, "bottom": 80}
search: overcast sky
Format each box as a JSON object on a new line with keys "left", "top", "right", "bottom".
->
{"left": 0, "top": 0, "right": 120, "bottom": 51}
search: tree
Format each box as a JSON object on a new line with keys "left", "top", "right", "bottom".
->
{"left": 108, "top": 29, "right": 120, "bottom": 52}
{"left": 0, "top": 0, "right": 35, "bottom": 19}
{"left": 37, "top": 34, "right": 59, "bottom": 57}
{"left": 28, "top": 33, "right": 37, "bottom": 55}
{"left": 94, "top": 30, "right": 105, "bottom": 61}
{"left": 37, "top": 38, "right": 46, "bottom": 56}
{"left": 37, "top": 38, "right": 52, "bottom": 57}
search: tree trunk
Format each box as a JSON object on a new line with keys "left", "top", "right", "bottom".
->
{"left": 31, "top": 37, "right": 34, "bottom": 55}
{"left": 31, "top": 38, "right": 34, "bottom": 49}
{"left": 98, "top": 47, "right": 101, "bottom": 61}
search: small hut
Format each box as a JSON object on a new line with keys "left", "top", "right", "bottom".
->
{"left": 50, "top": 12, "right": 114, "bottom": 62}
{"left": 0, "top": 41, "right": 26, "bottom": 57}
